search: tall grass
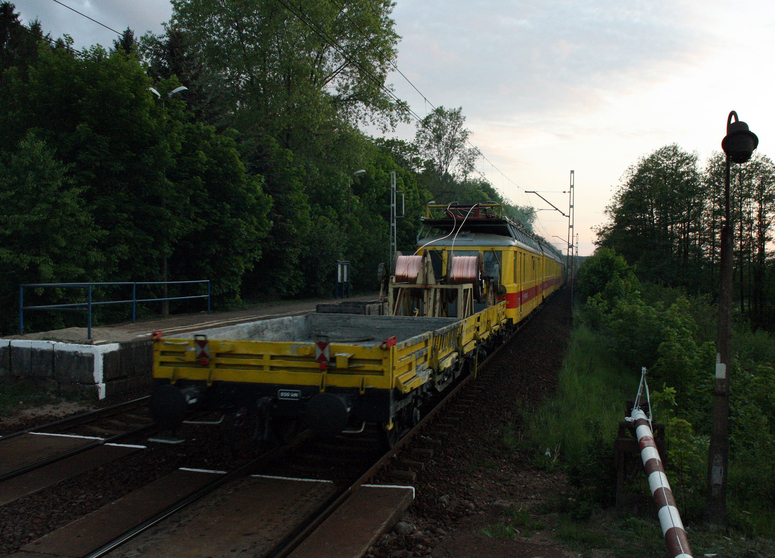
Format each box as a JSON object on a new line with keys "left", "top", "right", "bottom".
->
{"left": 528, "top": 325, "right": 640, "bottom": 464}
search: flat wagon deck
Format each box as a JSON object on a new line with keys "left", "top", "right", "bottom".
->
{"left": 152, "top": 306, "right": 507, "bottom": 439}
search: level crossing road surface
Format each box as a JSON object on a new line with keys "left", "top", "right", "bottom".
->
{"left": 11, "top": 293, "right": 380, "bottom": 345}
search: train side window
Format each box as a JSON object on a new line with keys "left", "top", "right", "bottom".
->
{"left": 513, "top": 252, "right": 518, "bottom": 283}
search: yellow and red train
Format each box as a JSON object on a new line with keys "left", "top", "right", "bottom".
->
{"left": 390, "top": 203, "right": 565, "bottom": 323}
{"left": 150, "top": 203, "right": 564, "bottom": 444}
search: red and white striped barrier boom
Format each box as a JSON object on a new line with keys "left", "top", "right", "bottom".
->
{"left": 630, "top": 408, "right": 693, "bottom": 558}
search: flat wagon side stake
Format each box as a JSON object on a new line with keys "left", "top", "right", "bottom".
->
{"left": 630, "top": 407, "right": 693, "bottom": 558}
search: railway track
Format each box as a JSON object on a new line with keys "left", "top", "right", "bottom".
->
{"left": 2, "top": 297, "right": 552, "bottom": 558}
{"left": 0, "top": 397, "right": 154, "bottom": 486}
{"left": 104, "top": 316, "right": 525, "bottom": 558}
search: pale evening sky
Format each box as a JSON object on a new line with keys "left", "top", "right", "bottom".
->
{"left": 16, "top": 0, "right": 775, "bottom": 256}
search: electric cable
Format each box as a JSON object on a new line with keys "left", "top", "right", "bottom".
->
{"left": 50, "top": 0, "right": 122, "bottom": 37}
{"left": 323, "top": 0, "right": 530, "bottom": 199}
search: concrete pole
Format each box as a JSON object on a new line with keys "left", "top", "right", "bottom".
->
{"left": 704, "top": 156, "right": 733, "bottom": 529}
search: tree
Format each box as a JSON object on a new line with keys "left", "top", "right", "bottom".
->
{"left": 414, "top": 106, "right": 481, "bottom": 202}
{"left": 598, "top": 145, "right": 775, "bottom": 329}
{"left": 139, "top": 26, "right": 226, "bottom": 126}
{"left": 503, "top": 203, "right": 537, "bottom": 231}
{"left": 240, "top": 132, "right": 311, "bottom": 299}
{"left": 575, "top": 247, "right": 638, "bottom": 304}
{"left": 0, "top": 2, "right": 46, "bottom": 77}
{"left": 701, "top": 153, "right": 727, "bottom": 292}
{"left": 168, "top": 124, "right": 272, "bottom": 303}
{"left": 112, "top": 28, "right": 138, "bottom": 55}
{"left": 704, "top": 152, "right": 775, "bottom": 324}
{"left": 1, "top": 36, "right": 275, "bottom": 306}
{"left": 14, "top": 45, "right": 180, "bottom": 281}
{"left": 167, "top": 0, "right": 407, "bottom": 150}
{"left": 0, "top": 132, "right": 100, "bottom": 332}
{"left": 747, "top": 156, "right": 775, "bottom": 324}
{"left": 597, "top": 145, "right": 704, "bottom": 287}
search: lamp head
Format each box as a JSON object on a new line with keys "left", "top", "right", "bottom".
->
{"left": 722, "top": 111, "right": 758, "bottom": 164}
{"left": 169, "top": 86, "right": 188, "bottom": 97}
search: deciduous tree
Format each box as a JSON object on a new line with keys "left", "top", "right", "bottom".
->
{"left": 167, "top": 0, "right": 407, "bottom": 150}
{"left": 597, "top": 145, "right": 704, "bottom": 287}
{"left": 0, "top": 132, "right": 100, "bottom": 331}
{"left": 414, "top": 106, "right": 481, "bottom": 202}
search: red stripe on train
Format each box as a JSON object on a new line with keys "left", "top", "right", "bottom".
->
{"left": 502, "top": 287, "right": 538, "bottom": 308}
{"left": 501, "top": 279, "right": 561, "bottom": 308}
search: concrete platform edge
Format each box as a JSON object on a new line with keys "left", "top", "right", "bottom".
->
{"left": 288, "top": 484, "right": 415, "bottom": 558}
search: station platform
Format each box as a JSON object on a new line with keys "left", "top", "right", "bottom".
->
{"left": 0, "top": 293, "right": 380, "bottom": 399}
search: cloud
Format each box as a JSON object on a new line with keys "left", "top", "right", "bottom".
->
{"left": 17, "top": 0, "right": 171, "bottom": 49}
{"left": 392, "top": 0, "right": 715, "bottom": 121}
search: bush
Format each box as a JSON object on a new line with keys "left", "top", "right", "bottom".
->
{"left": 575, "top": 247, "right": 638, "bottom": 303}
{"left": 569, "top": 273, "right": 775, "bottom": 537}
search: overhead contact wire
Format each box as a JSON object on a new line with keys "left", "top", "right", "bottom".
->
{"left": 322, "top": 0, "right": 530, "bottom": 203}
{"left": 50, "top": 0, "right": 122, "bottom": 37}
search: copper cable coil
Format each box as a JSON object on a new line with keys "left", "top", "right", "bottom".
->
{"left": 448, "top": 255, "right": 483, "bottom": 300}
{"left": 394, "top": 255, "right": 424, "bottom": 283}
{"left": 447, "top": 255, "right": 481, "bottom": 284}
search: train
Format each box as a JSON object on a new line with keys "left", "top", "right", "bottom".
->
{"left": 149, "top": 202, "right": 565, "bottom": 446}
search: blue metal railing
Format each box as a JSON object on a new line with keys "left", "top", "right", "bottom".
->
{"left": 19, "top": 280, "right": 211, "bottom": 339}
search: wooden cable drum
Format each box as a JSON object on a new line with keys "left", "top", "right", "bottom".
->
{"left": 394, "top": 255, "right": 423, "bottom": 283}
{"left": 448, "top": 255, "right": 483, "bottom": 300}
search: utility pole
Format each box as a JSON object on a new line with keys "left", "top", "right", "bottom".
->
{"left": 567, "top": 171, "right": 575, "bottom": 306}
{"left": 705, "top": 111, "right": 757, "bottom": 529}
{"left": 389, "top": 171, "right": 404, "bottom": 265}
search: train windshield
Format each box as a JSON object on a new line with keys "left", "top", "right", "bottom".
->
{"left": 483, "top": 250, "right": 501, "bottom": 281}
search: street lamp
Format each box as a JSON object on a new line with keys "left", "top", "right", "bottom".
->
{"left": 705, "top": 110, "right": 758, "bottom": 529}
{"left": 150, "top": 85, "right": 188, "bottom": 317}
{"left": 149, "top": 86, "right": 188, "bottom": 107}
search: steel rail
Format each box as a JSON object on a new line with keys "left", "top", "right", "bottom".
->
{"left": 0, "top": 396, "right": 151, "bottom": 441}
{"left": 0, "top": 423, "right": 155, "bottom": 485}
{"left": 265, "top": 309, "right": 530, "bottom": 558}
{"left": 67, "top": 294, "right": 551, "bottom": 558}
{"left": 0, "top": 397, "right": 153, "bottom": 484}
{"left": 82, "top": 433, "right": 311, "bottom": 558}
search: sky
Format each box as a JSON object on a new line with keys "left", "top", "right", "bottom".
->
{"left": 16, "top": 0, "right": 775, "bottom": 256}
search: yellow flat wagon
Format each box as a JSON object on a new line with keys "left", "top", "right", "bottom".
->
{"left": 151, "top": 306, "right": 507, "bottom": 439}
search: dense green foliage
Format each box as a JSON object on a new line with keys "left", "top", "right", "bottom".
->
{"left": 0, "top": 2, "right": 534, "bottom": 333}
{"left": 535, "top": 247, "right": 775, "bottom": 542}
{"left": 590, "top": 143, "right": 775, "bottom": 536}
{"left": 597, "top": 144, "right": 775, "bottom": 329}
